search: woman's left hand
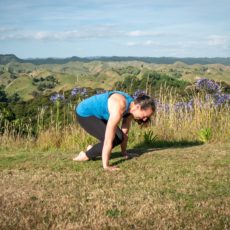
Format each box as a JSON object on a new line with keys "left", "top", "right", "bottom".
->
{"left": 122, "top": 151, "right": 130, "bottom": 159}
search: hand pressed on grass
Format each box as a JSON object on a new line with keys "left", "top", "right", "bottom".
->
{"left": 104, "top": 166, "right": 120, "bottom": 171}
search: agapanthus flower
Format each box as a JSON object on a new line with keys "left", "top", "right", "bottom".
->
{"left": 205, "top": 94, "right": 213, "bottom": 101}
{"left": 213, "top": 93, "right": 230, "bottom": 105}
{"left": 174, "top": 102, "right": 192, "bottom": 112}
{"left": 71, "top": 87, "right": 87, "bottom": 97}
{"left": 71, "top": 87, "right": 80, "bottom": 96}
{"left": 195, "top": 78, "right": 221, "bottom": 94}
{"left": 155, "top": 100, "right": 170, "bottom": 113}
{"left": 132, "top": 89, "right": 146, "bottom": 99}
{"left": 156, "top": 99, "right": 195, "bottom": 113}
{"left": 50, "top": 93, "right": 65, "bottom": 102}
{"left": 80, "top": 88, "right": 87, "bottom": 95}
{"left": 187, "top": 99, "right": 194, "bottom": 110}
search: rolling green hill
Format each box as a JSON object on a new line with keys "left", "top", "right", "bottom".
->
{"left": 0, "top": 55, "right": 230, "bottom": 100}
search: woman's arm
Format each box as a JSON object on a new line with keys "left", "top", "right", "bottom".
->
{"left": 102, "top": 94, "right": 126, "bottom": 171}
{"left": 102, "top": 113, "right": 121, "bottom": 170}
{"left": 120, "top": 115, "right": 133, "bottom": 156}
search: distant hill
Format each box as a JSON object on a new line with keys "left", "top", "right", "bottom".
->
{"left": 1, "top": 54, "right": 230, "bottom": 66}
{"left": 1, "top": 54, "right": 230, "bottom": 101}
{"left": 0, "top": 54, "right": 22, "bottom": 64}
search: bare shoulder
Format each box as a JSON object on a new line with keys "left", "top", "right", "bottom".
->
{"left": 108, "top": 93, "right": 126, "bottom": 115}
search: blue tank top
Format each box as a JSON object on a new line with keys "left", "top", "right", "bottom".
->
{"left": 76, "top": 91, "right": 134, "bottom": 120}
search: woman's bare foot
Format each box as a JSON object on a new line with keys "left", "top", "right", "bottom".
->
{"left": 73, "top": 151, "right": 89, "bottom": 161}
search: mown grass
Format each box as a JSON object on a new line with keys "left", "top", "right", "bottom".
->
{"left": 0, "top": 143, "right": 229, "bottom": 229}
{"left": 1, "top": 80, "right": 229, "bottom": 229}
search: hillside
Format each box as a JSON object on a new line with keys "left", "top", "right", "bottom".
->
{"left": 0, "top": 55, "right": 230, "bottom": 100}
{"left": 1, "top": 54, "right": 230, "bottom": 65}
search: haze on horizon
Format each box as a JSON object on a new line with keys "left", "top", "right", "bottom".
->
{"left": 0, "top": 0, "right": 229, "bottom": 58}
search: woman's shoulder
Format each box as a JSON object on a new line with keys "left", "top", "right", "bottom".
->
{"left": 109, "top": 93, "right": 126, "bottom": 103}
{"left": 108, "top": 93, "right": 127, "bottom": 112}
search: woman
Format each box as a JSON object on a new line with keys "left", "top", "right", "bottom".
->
{"left": 73, "top": 90, "right": 156, "bottom": 171}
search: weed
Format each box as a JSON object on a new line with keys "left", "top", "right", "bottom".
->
{"left": 198, "top": 128, "right": 212, "bottom": 143}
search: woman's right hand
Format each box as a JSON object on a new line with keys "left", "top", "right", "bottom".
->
{"left": 104, "top": 166, "right": 120, "bottom": 171}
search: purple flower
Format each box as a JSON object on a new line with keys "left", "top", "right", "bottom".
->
{"left": 80, "top": 88, "right": 87, "bottom": 95}
{"left": 50, "top": 93, "right": 65, "bottom": 102}
{"left": 71, "top": 87, "right": 80, "bottom": 96}
{"left": 187, "top": 99, "right": 194, "bottom": 110}
{"left": 174, "top": 102, "right": 191, "bottom": 112}
{"left": 71, "top": 87, "right": 87, "bottom": 97}
{"left": 205, "top": 94, "right": 213, "bottom": 101}
{"left": 163, "top": 104, "right": 170, "bottom": 112}
{"left": 195, "top": 78, "right": 221, "bottom": 94}
{"left": 213, "top": 93, "right": 230, "bottom": 105}
{"left": 155, "top": 100, "right": 170, "bottom": 113}
{"left": 132, "top": 90, "right": 146, "bottom": 99}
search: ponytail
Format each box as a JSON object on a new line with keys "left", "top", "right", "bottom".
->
{"left": 134, "top": 94, "right": 156, "bottom": 111}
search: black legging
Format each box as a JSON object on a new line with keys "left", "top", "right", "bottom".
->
{"left": 76, "top": 113, "right": 124, "bottom": 159}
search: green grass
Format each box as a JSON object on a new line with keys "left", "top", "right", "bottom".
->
{"left": 5, "top": 75, "right": 37, "bottom": 100}
{"left": 0, "top": 143, "right": 229, "bottom": 229}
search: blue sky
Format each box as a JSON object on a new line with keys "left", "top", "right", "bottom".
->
{"left": 0, "top": 0, "right": 229, "bottom": 58}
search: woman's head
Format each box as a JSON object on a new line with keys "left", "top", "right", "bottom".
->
{"left": 134, "top": 94, "right": 156, "bottom": 111}
{"left": 130, "top": 94, "right": 156, "bottom": 124}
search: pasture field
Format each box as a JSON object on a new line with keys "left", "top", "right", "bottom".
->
{"left": 0, "top": 143, "right": 229, "bottom": 229}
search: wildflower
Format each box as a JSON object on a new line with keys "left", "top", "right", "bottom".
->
{"left": 80, "top": 88, "right": 87, "bottom": 96}
{"left": 163, "top": 104, "right": 170, "bottom": 112}
{"left": 174, "top": 102, "right": 192, "bottom": 112}
{"left": 187, "top": 99, "right": 194, "bottom": 111}
{"left": 205, "top": 94, "right": 213, "bottom": 101}
{"left": 213, "top": 93, "right": 230, "bottom": 106}
{"left": 71, "top": 87, "right": 80, "bottom": 96}
{"left": 155, "top": 100, "right": 170, "bottom": 113}
{"left": 195, "top": 78, "right": 221, "bottom": 94}
{"left": 132, "top": 90, "right": 146, "bottom": 99}
{"left": 71, "top": 87, "right": 88, "bottom": 97}
{"left": 50, "top": 93, "right": 65, "bottom": 102}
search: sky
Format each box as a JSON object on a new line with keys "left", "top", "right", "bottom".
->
{"left": 0, "top": 0, "right": 230, "bottom": 58}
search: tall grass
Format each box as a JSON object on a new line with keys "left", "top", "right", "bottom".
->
{"left": 153, "top": 88, "right": 230, "bottom": 143}
{"left": 0, "top": 119, "right": 35, "bottom": 150}
{"left": 0, "top": 88, "right": 229, "bottom": 151}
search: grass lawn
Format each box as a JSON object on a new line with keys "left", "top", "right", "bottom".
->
{"left": 0, "top": 143, "right": 229, "bottom": 229}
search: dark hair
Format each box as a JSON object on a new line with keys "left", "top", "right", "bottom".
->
{"left": 133, "top": 94, "right": 156, "bottom": 127}
{"left": 134, "top": 94, "right": 156, "bottom": 112}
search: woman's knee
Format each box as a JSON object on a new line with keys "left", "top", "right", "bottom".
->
{"left": 113, "top": 134, "right": 123, "bottom": 146}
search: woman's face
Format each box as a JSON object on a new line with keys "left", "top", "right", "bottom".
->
{"left": 132, "top": 105, "right": 153, "bottom": 122}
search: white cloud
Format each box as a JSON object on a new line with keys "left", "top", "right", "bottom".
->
{"left": 127, "top": 30, "right": 164, "bottom": 37}
{"left": 144, "top": 40, "right": 159, "bottom": 46}
{"left": 0, "top": 26, "right": 123, "bottom": 41}
{"left": 127, "top": 41, "right": 139, "bottom": 46}
{"left": 207, "top": 35, "right": 230, "bottom": 47}
{"left": 0, "top": 27, "right": 166, "bottom": 41}
{"left": 127, "top": 40, "right": 160, "bottom": 47}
